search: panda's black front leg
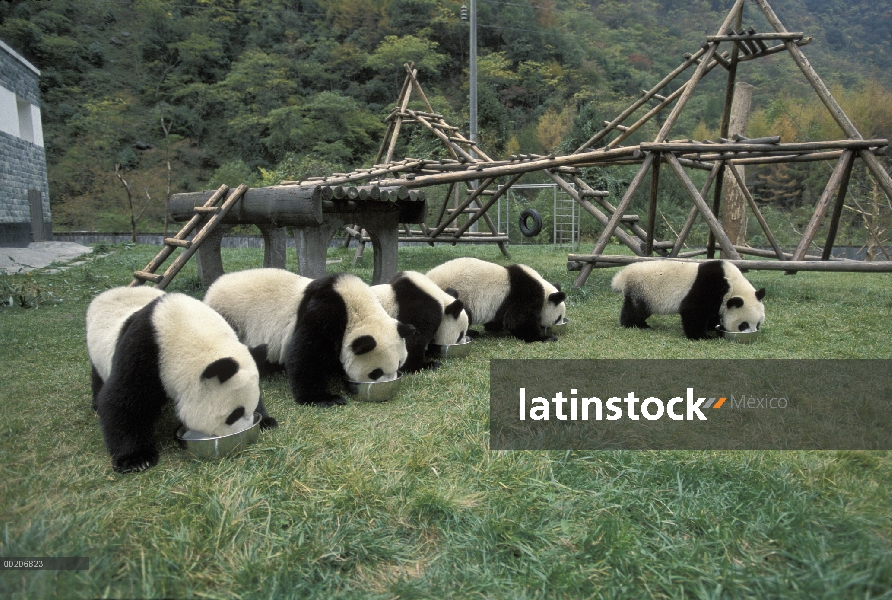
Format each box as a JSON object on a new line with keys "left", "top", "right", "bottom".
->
{"left": 510, "top": 321, "right": 556, "bottom": 343}
{"left": 255, "top": 395, "right": 278, "bottom": 430}
{"left": 285, "top": 340, "right": 348, "bottom": 407}
{"left": 90, "top": 364, "right": 104, "bottom": 412}
{"left": 96, "top": 382, "right": 164, "bottom": 474}
{"left": 680, "top": 308, "right": 712, "bottom": 340}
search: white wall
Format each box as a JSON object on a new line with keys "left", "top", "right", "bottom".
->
{"left": 0, "top": 85, "right": 44, "bottom": 147}
{"left": 0, "top": 86, "right": 18, "bottom": 138}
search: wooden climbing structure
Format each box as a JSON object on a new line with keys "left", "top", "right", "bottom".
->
{"left": 280, "top": 0, "right": 892, "bottom": 286}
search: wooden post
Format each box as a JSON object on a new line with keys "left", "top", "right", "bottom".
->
{"left": 646, "top": 154, "right": 661, "bottom": 255}
{"left": 720, "top": 81, "right": 754, "bottom": 255}
{"left": 792, "top": 150, "right": 856, "bottom": 262}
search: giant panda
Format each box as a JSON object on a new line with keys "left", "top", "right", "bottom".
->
{"left": 425, "top": 257, "right": 567, "bottom": 343}
{"left": 372, "top": 270, "right": 469, "bottom": 372}
{"left": 204, "top": 268, "right": 313, "bottom": 372}
{"left": 287, "top": 273, "right": 414, "bottom": 406}
{"left": 86, "top": 287, "right": 276, "bottom": 473}
{"left": 610, "top": 259, "right": 766, "bottom": 340}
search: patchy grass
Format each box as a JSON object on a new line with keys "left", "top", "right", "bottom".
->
{"left": 1, "top": 243, "right": 890, "bottom": 599}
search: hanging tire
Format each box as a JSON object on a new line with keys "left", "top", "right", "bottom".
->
{"left": 518, "top": 209, "right": 543, "bottom": 237}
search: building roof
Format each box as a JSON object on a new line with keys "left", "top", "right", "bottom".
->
{"left": 0, "top": 39, "right": 40, "bottom": 77}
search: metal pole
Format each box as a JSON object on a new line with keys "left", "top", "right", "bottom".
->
{"left": 469, "top": 0, "right": 478, "bottom": 152}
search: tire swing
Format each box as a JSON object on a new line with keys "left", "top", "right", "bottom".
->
{"left": 518, "top": 209, "right": 543, "bottom": 237}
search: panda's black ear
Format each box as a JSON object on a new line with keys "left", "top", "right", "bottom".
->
{"left": 351, "top": 335, "right": 377, "bottom": 356}
{"left": 726, "top": 297, "right": 744, "bottom": 309}
{"left": 397, "top": 321, "right": 417, "bottom": 340}
{"left": 756, "top": 288, "right": 766, "bottom": 301}
{"left": 445, "top": 299, "right": 465, "bottom": 319}
{"left": 202, "top": 357, "right": 240, "bottom": 383}
{"left": 444, "top": 287, "right": 460, "bottom": 299}
{"left": 548, "top": 291, "right": 566, "bottom": 305}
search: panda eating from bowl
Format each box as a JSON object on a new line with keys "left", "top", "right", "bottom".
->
{"left": 611, "top": 259, "right": 766, "bottom": 340}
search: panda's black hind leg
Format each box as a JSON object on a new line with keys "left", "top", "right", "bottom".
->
{"left": 619, "top": 295, "right": 650, "bottom": 329}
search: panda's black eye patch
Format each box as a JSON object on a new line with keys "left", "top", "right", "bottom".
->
{"left": 554, "top": 316, "right": 562, "bottom": 324}
{"left": 351, "top": 335, "right": 377, "bottom": 355}
{"left": 738, "top": 322, "right": 750, "bottom": 332}
{"left": 368, "top": 369, "right": 384, "bottom": 381}
{"left": 726, "top": 297, "right": 745, "bottom": 309}
{"left": 456, "top": 331, "right": 465, "bottom": 343}
{"left": 225, "top": 406, "right": 245, "bottom": 425}
{"left": 202, "top": 357, "right": 240, "bottom": 383}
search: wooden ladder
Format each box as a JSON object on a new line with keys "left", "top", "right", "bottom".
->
{"left": 128, "top": 184, "right": 248, "bottom": 289}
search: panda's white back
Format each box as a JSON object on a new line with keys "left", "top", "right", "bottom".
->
{"left": 426, "top": 257, "right": 510, "bottom": 325}
{"left": 370, "top": 283, "right": 399, "bottom": 317}
{"left": 86, "top": 286, "right": 165, "bottom": 382}
{"left": 204, "top": 268, "right": 312, "bottom": 364}
{"left": 154, "top": 293, "right": 259, "bottom": 436}
{"left": 611, "top": 261, "right": 699, "bottom": 314}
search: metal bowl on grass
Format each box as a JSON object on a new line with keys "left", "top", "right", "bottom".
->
{"left": 427, "top": 335, "right": 474, "bottom": 359}
{"left": 719, "top": 328, "right": 763, "bottom": 344}
{"left": 548, "top": 317, "right": 570, "bottom": 335}
{"left": 176, "top": 412, "right": 261, "bottom": 460}
{"left": 347, "top": 372, "right": 404, "bottom": 402}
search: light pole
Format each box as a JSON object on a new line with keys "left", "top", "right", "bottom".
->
{"left": 461, "top": 2, "right": 478, "bottom": 154}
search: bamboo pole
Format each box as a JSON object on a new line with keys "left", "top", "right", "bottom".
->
{"left": 567, "top": 254, "right": 892, "bottom": 272}
{"left": 640, "top": 139, "right": 886, "bottom": 153}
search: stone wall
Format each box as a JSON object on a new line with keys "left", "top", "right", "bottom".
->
{"left": 0, "top": 40, "right": 51, "bottom": 247}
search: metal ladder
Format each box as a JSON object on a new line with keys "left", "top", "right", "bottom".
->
{"left": 128, "top": 184, "right": 247, "bottom": 289}
{"left": 553, "top": 185, "right": 579, "bottom": 250}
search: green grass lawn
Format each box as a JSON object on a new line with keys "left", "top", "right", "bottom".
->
{"left": 1, "top": 242, "right": 891, "bottom": 599}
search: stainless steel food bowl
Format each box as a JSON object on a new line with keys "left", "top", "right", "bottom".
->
{"left": 720, "top": 328, "right": 762, "bottom": 344}
{"left": 427, "top": 335, "right": 474, "bottom": 359}
{"left": 176, "top": 412, "right": 261, "bottom": 460}
{"left": 548, "top": 317, "right": 569, "bottom": 335}
{"left": 347, "top": 373, "right": 404, "bottom": 402}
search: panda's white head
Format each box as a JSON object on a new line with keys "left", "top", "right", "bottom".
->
{"left": 181, "top": 357, "right": 260, "bottom": 436}
{"left": 155, "top": 293, "right": 261, "bottom": 437}
{"left": 335, "top": 275, "right": 411, "bottom": 383}
{"left": 719, "top": 264, "right": 766, "bottom": 333}
{"left": 433, "top": 288, "right": 470, "bottom": 345}
{"left": 540, "top": 283, "right": 567, "bottom": 329}
{"left": 341, "top": 319, "right": 412, "bottom": 383}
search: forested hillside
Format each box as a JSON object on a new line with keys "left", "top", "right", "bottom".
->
{"left": 1, "top": 0, "right": 890, "bottom": 232}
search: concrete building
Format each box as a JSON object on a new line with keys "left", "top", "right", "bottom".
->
{"left": 0, "top": 39, "right": 51, "bottom": 247}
